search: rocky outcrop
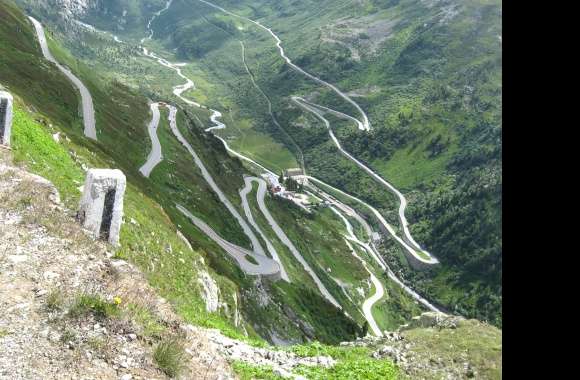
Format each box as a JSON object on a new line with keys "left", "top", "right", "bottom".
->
{"left": 402, "top": 311, "right": 466, "bottom": 330}
{"left": 197, "top": 271, "right": 220, "bottom": 313}
{"left": 52, "top": 0, "right": 93, "bottom": 17}
{"left": 204, "top": 330, "right": 335, "bottom": 380}
{"left": 340, "top": 311, "right": 501, "bottom": 379}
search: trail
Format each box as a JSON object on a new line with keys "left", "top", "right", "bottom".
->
{"left": 139, "top": 102, "right": 163, "bottom": 177}
{"left": 239, "top": 41, "right": 306, "bottom": 172}
{"left": 28, "top": 16, "right": 97, "bottom": 140}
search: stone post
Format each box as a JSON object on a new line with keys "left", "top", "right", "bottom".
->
{"left": 78, "top": 169, "right": 126, "bottom": 246}
{"left": 0, "top": 91, "right": 14, "bottom": 146}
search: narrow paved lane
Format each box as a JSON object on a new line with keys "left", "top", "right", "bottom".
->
{"left": 29, "top": 17, "right": 97, "bottom": 141}
{"left": 139, "top": 102, "right": 163, "bottom": 177}
{"left": 292, "top": 97, "right": 438, "bottom": 265}
{"left": 250, "top": 177, "right": 342, "bottom": 309}
{"left": 177, "top": 205, "right": 280, "bottom": 277}
{"left": 240, "top": 177, "right": 290, "bottom": 282}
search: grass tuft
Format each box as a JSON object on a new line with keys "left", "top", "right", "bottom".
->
{"left": 153, "top": 337, "right": 187, "bottom": 378}
{"left": 46, "top": 289, "right": 64, "bottom": 311}
{"left": 68, "top": 293, "right": 120, "bottom": 320}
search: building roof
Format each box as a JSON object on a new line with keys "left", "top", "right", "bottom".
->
{"left": 284, "top": 168, "right": 304, "bottom": 177}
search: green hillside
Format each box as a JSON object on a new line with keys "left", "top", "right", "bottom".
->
{"left": 82, "top": 0, "right": 501, "bottom": 326}
{"left": 3, "top": 0, "right": 420, "bottom": 346}
{"left": 0, "top": 0, "right": 502, "bottom": 377}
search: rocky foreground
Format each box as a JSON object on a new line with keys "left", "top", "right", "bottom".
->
{"left": 0, "top": 155, "right": 341, "bottom": 380}
{"left": 0, "top": 152, "right": 501, "bottom": 379}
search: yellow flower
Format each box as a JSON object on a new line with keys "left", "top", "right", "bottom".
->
{"left": 113, "top": 296, "right": 122, "bottom": 305}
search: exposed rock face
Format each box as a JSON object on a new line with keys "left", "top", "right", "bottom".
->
{"left": 198, "top": 271, "right": 220, "bottom": 313}
{"left": 54, "top": 0, "right": 92, "bottom": 17}
{"left": 203, "top": 329, "right": 336, "bottom": 379}
{"left": 78, "top": 169, "right": 126, "bottom": 246}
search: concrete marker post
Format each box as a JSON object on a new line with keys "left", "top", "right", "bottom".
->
{"left": 0, "top": 91, "right": 14, "bottom": 146}
{"left": 78, "top": 169, "right": 127, "bottom": 246}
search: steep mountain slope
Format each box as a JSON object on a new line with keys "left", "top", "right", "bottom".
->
{"left": 3, "top": 0, "right": 423, "bottom": 346}
{"left": 83, "top": 0, "right": 501, "bottom": 325}
{"left": 0, "top": 0, "right": 502, "bottom": 377}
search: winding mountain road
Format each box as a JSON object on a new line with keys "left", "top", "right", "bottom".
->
{"left": 166, "top": 105, "right": 264, "bottom": 255}
{"left": 192, "top": 0, "right": 436, "bottom": 266}
{"left": 139, "top": 102, "right": 163, "bottom": 177}
{"left": 29, "top": 16, "right": 97, "bottom": 141}
{"left": 244, "top": 177, "right": 341, "bottom": 308}
{"left": 166, "top": 104, "right": 282, "bottom": 278}
{"left": 139, "top": 0, "right": 440, "bottom": 312}
{"left": 306, "top": 174, "right": 437, "bottom": 266}
{"left": 331, "top": 208, "right": 384, "bottom": 336}
{"left": 292, "top": 97, "right": 437, "bottom": 262}
{"left": 177, "top": 205, "right": 280, "bottom": 277}
{"left": 308, "top": 180, "right": 442, "bottom": 312}
{"left": 194, "top": 0, "right": 370, "bottom": 131}
{"left": 240, "top": 177, "right": 290, "bottom": 282}
{"left": 331, "top": 202, "right": 440, "bottom": 321}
